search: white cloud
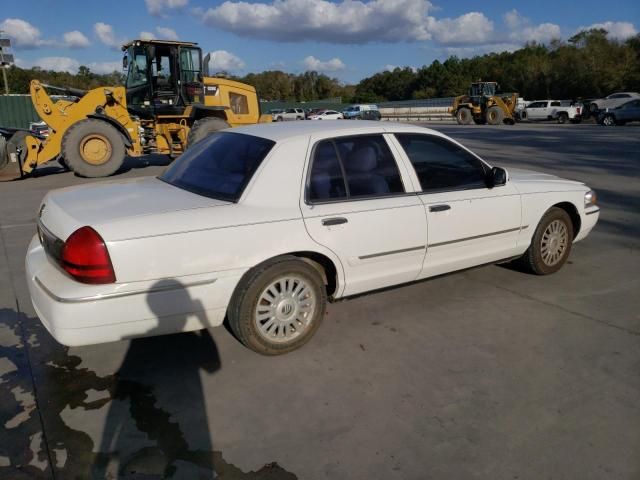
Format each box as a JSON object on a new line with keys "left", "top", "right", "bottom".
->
{"left": 384, "top": 64, "right": 398, "bottom": 72}
{"left": 63, "top": 30, "right": 91, "bottom": 48}
{"left": 94, "top": 22, "right": 125, "bottom": 50}
{"left": 504, "top": 10, "right": 561, "bottom": 44}
{"left": 503, "top": 9, "right": 524, "bottom": 30}
{"left": 155, "top": 27, "right": 179, "bottom": 40}
{"left": 202, "top": 0, "right": 435, "bottom": 43}
{"left": 303, "top": 55, "right": 345, "bottom": 72}
{"left": 139, "top": 27, "right": 179, "bottom": 41}
{"left": 207, "top": 50, "right": 246, "bottom": 72}
{"left": 87, "top": 61, "right": 122, "bottom": 74}
{"left": 146, "top": 0, "right": 189, "bottom": 17}
{"left": 0, "top": 18, "right": 45, "bottom": 49}
{"left": 577, "top": 21, "right": 637, "bottom": 40}
{"left": 34, "top": 57, "right": 80, "bottom": 73}
{"left": 429, "top": 12, "right": 494, "bottom": 45}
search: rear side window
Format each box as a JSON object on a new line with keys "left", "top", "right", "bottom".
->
{"left": 395, "top": 134, "right": 487, "bottom": 192}
{"left": 551, "top": 101, "right": 561, "bottom": 107}
{"left": 160, "top": 132, "right": 275, "bottom": 201}
{"left": 308, "top": 135, "right": 404, "bottom": 202}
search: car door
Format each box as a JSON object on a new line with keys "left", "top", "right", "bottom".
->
{"left": 525, "top": 101, "right": 544, "bottom": 119}
{"left": 390, "top": 133, "right": 523, "bottom": 278}
{"left": 618, "top": 100, "right": 640, "bottom": 121}
{"left": 300, "top": 133, "right": 426, "bottom": 296}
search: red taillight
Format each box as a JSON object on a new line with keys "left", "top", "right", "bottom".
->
{"left": 61, "top": 227, "right": 116, "bottom": 284}
{"left": 576, "top": 107, "right": 581, "bottom": 114}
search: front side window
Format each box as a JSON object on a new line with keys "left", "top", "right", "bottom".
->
{"left": 126, "top": 48, "right": 149, "bottom": 88}
{"left": 395, "top": 134, "right": 488, "bottom": 192}
{"left": 160, "top": 132, "right": 275, "bottom": 201}
{"left": 308, "top": 135, "right": 404, "bottom": 202}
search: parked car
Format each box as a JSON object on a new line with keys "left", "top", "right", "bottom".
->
{"left": 308, "top": 110, "right": 343, "bottom": 120}
{"left": 597, "top": 99, "right": 640, "bottom": 126}
{"left": 26, "top": 122, "right": 599, "bottom": 355}
{"left": 268, "top": 109, "right": 284, "bottom": 121}
{"left": 304, "top": 108, "right": 325, "bottom": 119}
{"left": 589, "top": 92, "right": 640, "bottom": 114}
{"left": 342, "top": 104, "right": 380, "bottom": 120}
{"left": 273, "top": 108, "right": 305, "bottom": 121}
{"left": 520, "top": 100, "right": 582, "bottom": 123}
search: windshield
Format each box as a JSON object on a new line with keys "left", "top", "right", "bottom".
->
{"left": 126, "top": 46, "right": 148, "bottom": 88}
{"left": 160, "top": 132, "right": 275, "bottom": 202}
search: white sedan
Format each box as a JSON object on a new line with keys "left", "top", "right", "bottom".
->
{"left": 309, "top": 110, "right": 344, "bottom": 120}
{"left": 26, "top": 122, "right": 599, "bottom": 355}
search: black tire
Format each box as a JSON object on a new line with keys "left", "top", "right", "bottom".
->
{"left": 62, "top": 119, "right": 125, "bottom": 178}
{"left": 519, "top": 207, "right": 574, "bottom": 275}
{"left": 227, "top": 256, "right": 327, "bottom": 355}
{"left": 557, "top": 113, "right": 568, "bottom": 124}
{"left": 486, "top": 106, "right": 504, "bottom": 125}
{"left": 187, "top": 117, "right": 230, "bottom": 148}
{"left": 601, "top": 114, "right": 616, "bottom": 127}
{"left": 456, "top": 108, "right": 473, "bottom": 125}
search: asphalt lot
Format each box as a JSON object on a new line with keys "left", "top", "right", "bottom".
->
{"left": 1, "top": 122, "right": 639, "bottom": 479}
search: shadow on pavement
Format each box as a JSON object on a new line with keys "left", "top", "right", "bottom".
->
{"left": 0, "top": 280, "right": 297, "bottom": 479}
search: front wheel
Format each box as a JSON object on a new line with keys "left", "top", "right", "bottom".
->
{"left": 519, "top": 207, "right": 574, "bottom": 275}
{"left": 602, "top": 115, "right": 616, "bottom": 126}
{"left": 227, "top": 257, "right": 327, "bottom": 355}
{"left": 62, "top": 119, "right": 126, "bottom": 178}
{"left": 456, "top": 108, "right": 473, "bottom": 125}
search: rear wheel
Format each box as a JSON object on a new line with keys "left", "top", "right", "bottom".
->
{"left": 456, "top": 108, "right": 473, "bottom": 125}
{"left": 186, "top": 117, "right": 230, "bottom": 148}
{"left": 486, "top": 106, "right": 504, "bottom": 125}
{"left": 62, "top": 119, "right": 125, "bottom": 178}
{"left": 0, "top": 132, "right": 29, "bottom": 182}
{"left": 557, "top": 112, "right": 568, "bottom": 124}
{"left": 519, "top": 207, "right": 573, "bottom": 275}
{"left": 227, "top": 256, "right": 327, "bottom": 355}
{"left": 602, "top": 114, "right": 616, "bottom": 126}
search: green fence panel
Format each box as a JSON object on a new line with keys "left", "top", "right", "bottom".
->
{"left": 0, "top": 95, "right": 39, "bottom": 129}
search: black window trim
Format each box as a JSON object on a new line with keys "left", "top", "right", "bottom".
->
{"left": 392, "top": 132, "right": 500, "bottom": 194}
{"left": 304, "top": 133, "right": 411, "bottom": 205}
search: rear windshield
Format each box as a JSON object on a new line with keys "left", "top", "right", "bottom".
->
{"left": 160, "top": 132, "right": 275, "bottom": 202}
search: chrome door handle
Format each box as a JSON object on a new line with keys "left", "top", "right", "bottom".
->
{"left": 429, "top": 204, "right": 451, "bottom": 212}
{"left": 322, "top": 217, "right": 348, "bottom": 226}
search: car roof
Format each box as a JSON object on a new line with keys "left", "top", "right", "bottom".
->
{"left": 230, "top": 121, "right": 439, "bottom": 142}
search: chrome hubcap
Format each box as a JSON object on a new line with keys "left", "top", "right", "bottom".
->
{"left": 255, "top": 276, "right": 316, "bottom": 343}
{"left": 541, "top": 219, "right": 568, "bottom": 266}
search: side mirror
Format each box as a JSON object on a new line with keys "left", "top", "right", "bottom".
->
{"left": 487, "top": 166, "right": 507, "bottom": 188}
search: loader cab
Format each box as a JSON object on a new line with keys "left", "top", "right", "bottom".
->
{"left": 122, "top": 40, "right": 204, "bottom": 118}
{"left": 469, "top": 82, "right": 498, "bottom": 106}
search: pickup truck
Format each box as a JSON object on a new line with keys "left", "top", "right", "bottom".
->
{"left": 520, "top": 100, "right": 582, "bottom": 124}
{"left": 273, "top": 108, "right": 305, "bottom": 121}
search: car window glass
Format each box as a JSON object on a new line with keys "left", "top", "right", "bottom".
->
{"left": 308, "top": 135, "right": 404, "bottom": 201}
{"left": 335, "top": 135, "right": 404, "bottom": 198}
{"left": 160, "top": 132, "right": 274, "bottom": 201}
{"left": 308, "top": 141, "right": 347, "bottom": 201}
{"left": 551, "top": 101, "right": 561, "bottom": 107}
{"left": 395, "top": 134, "right": 487, "bottom": 192}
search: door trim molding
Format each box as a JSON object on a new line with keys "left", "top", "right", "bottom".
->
{"left": 359, "top": 245, "right": 425, "bottom": 260}
{"left": 428, "top": 226, "right": 526, "bottom": 248}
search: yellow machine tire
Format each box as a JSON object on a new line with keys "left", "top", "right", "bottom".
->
{"left": 186, "top": 117, "right": 230, "bottom": 148}
{"left": 456, "top": 108, "right": 474, "bottom": 125}
{"left": 0, "top": 132, "right": 28, "bottom": 182}
{"left": 486, "top": 106, "right": 505, "bottom": 125}
{"left": 62, "top": 119, "right": 126, "bottom": 178}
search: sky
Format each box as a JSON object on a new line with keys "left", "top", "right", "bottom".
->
{"left": 0, "top": 0, "right": 638, "bottom": 84}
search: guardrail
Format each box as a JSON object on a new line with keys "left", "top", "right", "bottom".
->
{"left": 380, "top": 106, "right": 454, "bottom": 122}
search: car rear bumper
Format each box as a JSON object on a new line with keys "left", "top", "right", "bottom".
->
{"left": 25, "top": 235, "right": 244, "bottom": 346}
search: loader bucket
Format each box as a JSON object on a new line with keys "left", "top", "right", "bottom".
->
{"left": 0, "top": 131, "right": 27, "bottom": 181}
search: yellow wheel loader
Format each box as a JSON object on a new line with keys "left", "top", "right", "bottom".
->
{"left": 450, "top": 81, "right": 518, "bottom": 126}
{"left": 0, "top": 40, "right": 271, "bottom": 181}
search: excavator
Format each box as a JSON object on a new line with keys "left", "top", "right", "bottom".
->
{"left": 0, "top": 39, "right": 270, "bottom": 180}
{"left": 450, "top": 81, "right": 518, "bottom": 125}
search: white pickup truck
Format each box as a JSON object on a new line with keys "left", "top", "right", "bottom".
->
{"left": 273, "top": 108, "right": 305, "bottom": 121}
{"left": 520, "top": 100, "right": 583, "bottom": 124}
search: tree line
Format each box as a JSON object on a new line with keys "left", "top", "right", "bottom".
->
{"left": 353, "top": 29, "right": 640, "bottom": 102}
{"left": 2, "top": 29, "right": 639, "bottom": 103}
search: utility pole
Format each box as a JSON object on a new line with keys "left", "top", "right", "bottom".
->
{"left": 0, "top": 32, "right": 13, "bottom": 94}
